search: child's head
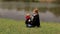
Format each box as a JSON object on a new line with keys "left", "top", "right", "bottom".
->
{"left": 25, "top": 13, "right": 31, "bottom": 19}
{"left": 26, "top": 13, "right": 30, "bottom": 16}
{"left": 33, "top": 8, "right": 38, "bottom": 14}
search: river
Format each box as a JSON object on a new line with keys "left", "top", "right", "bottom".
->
{"left": 0, "top": 9, "right": 60, "bottom": 22}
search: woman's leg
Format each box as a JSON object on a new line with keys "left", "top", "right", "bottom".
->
{"left": 36, "top": 23, "right": 40, "bottom": 27}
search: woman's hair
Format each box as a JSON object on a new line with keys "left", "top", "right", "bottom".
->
{"left": 35, "top": 9, "right": 38, "bottom": 13}
{"left": 33, "top": 8, "right": 39, "bottom": 13}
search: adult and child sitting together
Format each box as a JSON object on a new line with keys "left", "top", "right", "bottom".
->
{"left": 25, "top": 8, "right": 40, "bottom": 28}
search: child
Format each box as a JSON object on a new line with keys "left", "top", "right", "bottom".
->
{"left": 32, "top": 8, "right": 40, "bottom": 27}
{"left": 25, "top": 13, "right": 32, "bottom": 27}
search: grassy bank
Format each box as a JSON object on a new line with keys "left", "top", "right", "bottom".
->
{"left": 0, "top": 18, "right": 60, "bottom": 34}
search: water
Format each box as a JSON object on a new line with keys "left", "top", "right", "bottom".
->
{"left": 40, "top": 11, "right": 60, "bottom": 22}
{"left": 0, "top": 2, "right": 60, "bottom": 23}
{"left": 0, "top": 9, "right": 60, "bottom": 22}
{"left": 0, "top": 9, "right": 25, "bottom": 20}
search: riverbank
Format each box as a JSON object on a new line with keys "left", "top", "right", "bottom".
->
{"left": 0, "top": 18, "right": 60, "bottom": 34}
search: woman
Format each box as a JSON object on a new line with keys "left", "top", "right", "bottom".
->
{"left": 32, "top": 8, "right": 40, "bottom": 27}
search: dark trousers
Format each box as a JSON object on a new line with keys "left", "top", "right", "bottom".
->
{"left": 32, "top": 23, "right": 40, "bottom": 27}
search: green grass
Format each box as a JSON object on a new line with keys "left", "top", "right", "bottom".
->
{"left": 0, "top": 18, "right": 60, "bottom": 34}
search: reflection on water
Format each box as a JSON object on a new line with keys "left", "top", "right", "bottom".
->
{"left": 0, "top": 9, "right": 60, "bottom": 22}
{"left": 0, "top": 9, "right": 25, "bottom": 20}
{"left": 0, "top": 2, "right": 60, "bottom": 16}
{"left": 40, "top": 11, "right": 60, "bottom": 22}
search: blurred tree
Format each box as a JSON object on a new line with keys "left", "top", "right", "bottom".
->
{"left": 2, "top": 0, "right": 39, "bottom": 2}
{"left": 56, "top": 0, "right": 60, "bottom": 4}
{"left": 2, "top": 0, "right": 22, "bottom": 2}
{"left": 23, "top": 0, "right": 30, "bottom": 2}
{"left": 53, "top": 0, "right": 60, "bottom": 4}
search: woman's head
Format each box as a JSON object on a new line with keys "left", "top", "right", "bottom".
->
{"left": 33, "top": 8, "right": 39, "bottom": 14}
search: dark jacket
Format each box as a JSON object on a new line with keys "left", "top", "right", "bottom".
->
{"left": 32, "top": 14, "right": 40, "bottom": 27}
{"left": 25, "top": 18, "right": 32, "bottom": 27}
{"left": 25, "top": 18, "right": 32, "bottom": 25}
